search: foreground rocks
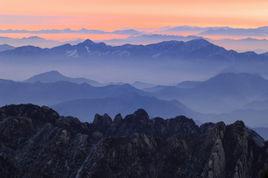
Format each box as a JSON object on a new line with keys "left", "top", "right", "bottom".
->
{"left": 0, "top": 104, "right": 268, "bottom": 178}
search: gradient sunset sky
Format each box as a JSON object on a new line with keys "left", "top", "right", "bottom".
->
{"left": 1, "top": 0, "right": 268, "bottom": 30}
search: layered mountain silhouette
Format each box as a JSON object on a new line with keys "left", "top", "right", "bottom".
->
{"left": 2, "top": 24, "right": 268, "bottom": 178}
{"left": 52, "top": 93, "right": 195, "bottom": 121}
{"left": 104, "top": 34, "right": 200, "bottom": 45}
{"left": 0, "top": 36, "right": 61, "bottom": 48}
{"left": 212, "top": 38, "right": 268, "bottom": 53}
{"left": 0, "top": 79, "right": 145, "bottom": 106}
{"left": 1, "top": 71, "right": 268, "bottom": 129}
{"left": 208, "top": 108, "right": 268, "bottom": 128}
{"left": 0, "top": 44, "right": 14, "bottom": 52}
{"left": 0, "top": 75, "right": 196, "bottom": 122}
{"left": 0, "top": 39, "right": 266, "bottom": 61}
{"left": 105, "top": 34, "right": 268, "bottom": 53}
{"left": 131, "top": 81, "right": 156, "bottom": 89}
{"left": 0, "top": 28, "right": 142, "bottom": 35}
{"left": 0, "top": 104, "right": 267, "bottom": 178}
{"left": 150, "top": 73, "right": 268, "bottom": 113}
{"left": 199, "top": 26, "right": 268, "bottom": 37}
{"left": 1, "top": 71, "right": 268, "bottom": 128}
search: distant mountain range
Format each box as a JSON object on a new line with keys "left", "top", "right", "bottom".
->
{"left": 0, "top": 73, "right": 196, "bottom": 122}
{"left": 131, "top": 81, "right": 157, "bottom": 89}
{"left": 25, "top": 71, "right": 157, "bottom": 89}
{"left": 53, "top": 93, "right": 195, "bottom": 121}
{"left": 0, "top": 39, "right": 266, "bottom": 61}
{"left": 0, "top": 44, "right": 14, "bottom": 52}
{"left": 0, "top": 79, "right": 148, "bottom": 106}
{"left": 149, "top": 73, "right": 268, "bottom": 113}
{"left": 199, "top": 26, "right": 268, "bottom": 37}
{"left": 104, "top": 34, "right": 268, "bottom": 53}
{"left": 212, "top": 38, "right": 268, "bottom": 53}
{"left": 162, "top": 25, "right": 268, "bottom": 37}
{"left": 2, "top": 26, "right": 268, "bottom": 52}
{"left": 4, "top": 71, "right": 268, "bottom": 114}
{"left": 1, "top": 70, "right": 268, "bottom": 129}
{"left": 3, "top": 25, "right": 268, "bottom": 37}
{"left": 34, "top": 71, "right": 268, "bottom": 129}
{"left": 208, "top": 108, "right": 268, "bottom": 128}
{"left": 1, "top": 34, "right": 268, "bottom": 56}
{"left": 140, "top": 72, "right": 268, "bottom": 129}
{"left": 0, "top": 28, "right": 142, "bottom": 35}
{"left": 25, "top": 71, "right": 268, "bottom": 125}
{"left": 104, "top": 34, "right": 201, "bottom": 45}
{"left": 25, "top": 70, "right": 103, "bottom": 86}
{"left": 0, "top": 36, "right": 62, "bottom": 48}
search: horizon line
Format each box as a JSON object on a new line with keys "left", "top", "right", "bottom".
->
{"left": 1, "top": 25, "right": 268, "bottom": 32}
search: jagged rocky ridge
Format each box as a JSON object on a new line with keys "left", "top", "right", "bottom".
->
{"left": 0, "top": 104, "right": 268, "bottom": 178}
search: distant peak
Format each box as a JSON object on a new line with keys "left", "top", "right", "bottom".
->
{"left": 45, "top": 70, "right": 63, "bottom": 75}
{"left": 80, "top": 39, "right": 95, "bottom": 45}
{"left": 154, "top": 40, "right": 184, "bottom": 46}
{"left": 27, "top": 70, "right": 66, "bottom": 81}
{"left": 0, "top": 44, "right": 14, "bottom": 47}
{"left": 113, "top": 29, "right": 141, "bottom": 35}
{"left": 186, "top": 38, "right": 212, "bottom": 46}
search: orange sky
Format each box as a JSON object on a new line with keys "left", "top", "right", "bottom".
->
{"left": 0, "top": 0, "right": 268, "bottom": 30}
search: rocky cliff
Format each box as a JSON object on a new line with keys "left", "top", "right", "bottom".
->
{"left": 0, "top": 104, "right": 268, "bottom": 178}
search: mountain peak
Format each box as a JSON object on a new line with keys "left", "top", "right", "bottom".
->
{"left": 1, "top": 37, "right": 267, "bottom": 61}
{"left": 25, "top": 70, "right": 102, "bottom": 86}
{"left": 186, "top": 38, "right": 212, "bottom": 46}
{"left": 155, "top": 40, "right": 184, "bottom": 46}
{"left": 1, "top": 104, "right": 267, "bottom": 178}
{"left": 25, "top": 70, "right": 67, "bottom": 83}
{"left": 50, "top": 70, "right": 60, "bottom": 73}
{"left": 80, "top": 39, "right": 95, "bottom": 45}
{"left": 44, "top": 70, "right": 62, "bottom": 75}
{"left": 113, "top": 29, "right": 141, "bottom": 35}
{"left": 93, "top": 113, "right": 112, "bottom": 126}
{"left": 133, "top": 109, "right": 150, "bottom": 120}
{"left": 34, "top": 70, "right": 64, "bottom": 77}
{"left": 0, "top": 44, "right": 14, "bottom": 52}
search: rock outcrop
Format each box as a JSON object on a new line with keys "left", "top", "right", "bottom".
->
{"left": 0, "top": 104, "right": 268, "bottom": 178}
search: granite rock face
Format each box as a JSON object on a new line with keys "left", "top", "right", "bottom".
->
{"left": 0, "top": 104, "right": 268, "bottom": 178}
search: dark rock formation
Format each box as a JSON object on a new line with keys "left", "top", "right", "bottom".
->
{"left": 0, "top": 104, "right": 268, "bottom": 178}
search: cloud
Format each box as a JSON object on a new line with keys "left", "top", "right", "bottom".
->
{"left": 1, "top": 0, "right": 268, "bottom": 29}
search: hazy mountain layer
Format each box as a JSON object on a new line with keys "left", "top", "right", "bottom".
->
{"left": 0, "top": 44, "right": 14, "bottom": 52}
{"left": 25, "top": 70, "right": 102, "bottom": 86}
{"left": 0, "top": 39, "right": 266, "bottom": 61}
{"left": 150, "top": 73, "right": 268, "bottom": 113}
{"left": 0, "top": 79, "right": 145, "bottom": 105}
{"left": 52, "top": 93, "right": 195, "bottom": 121}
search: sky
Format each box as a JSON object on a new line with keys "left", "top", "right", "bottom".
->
{"left": 1, "top": 0, "right": 268, "bottom": 31}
